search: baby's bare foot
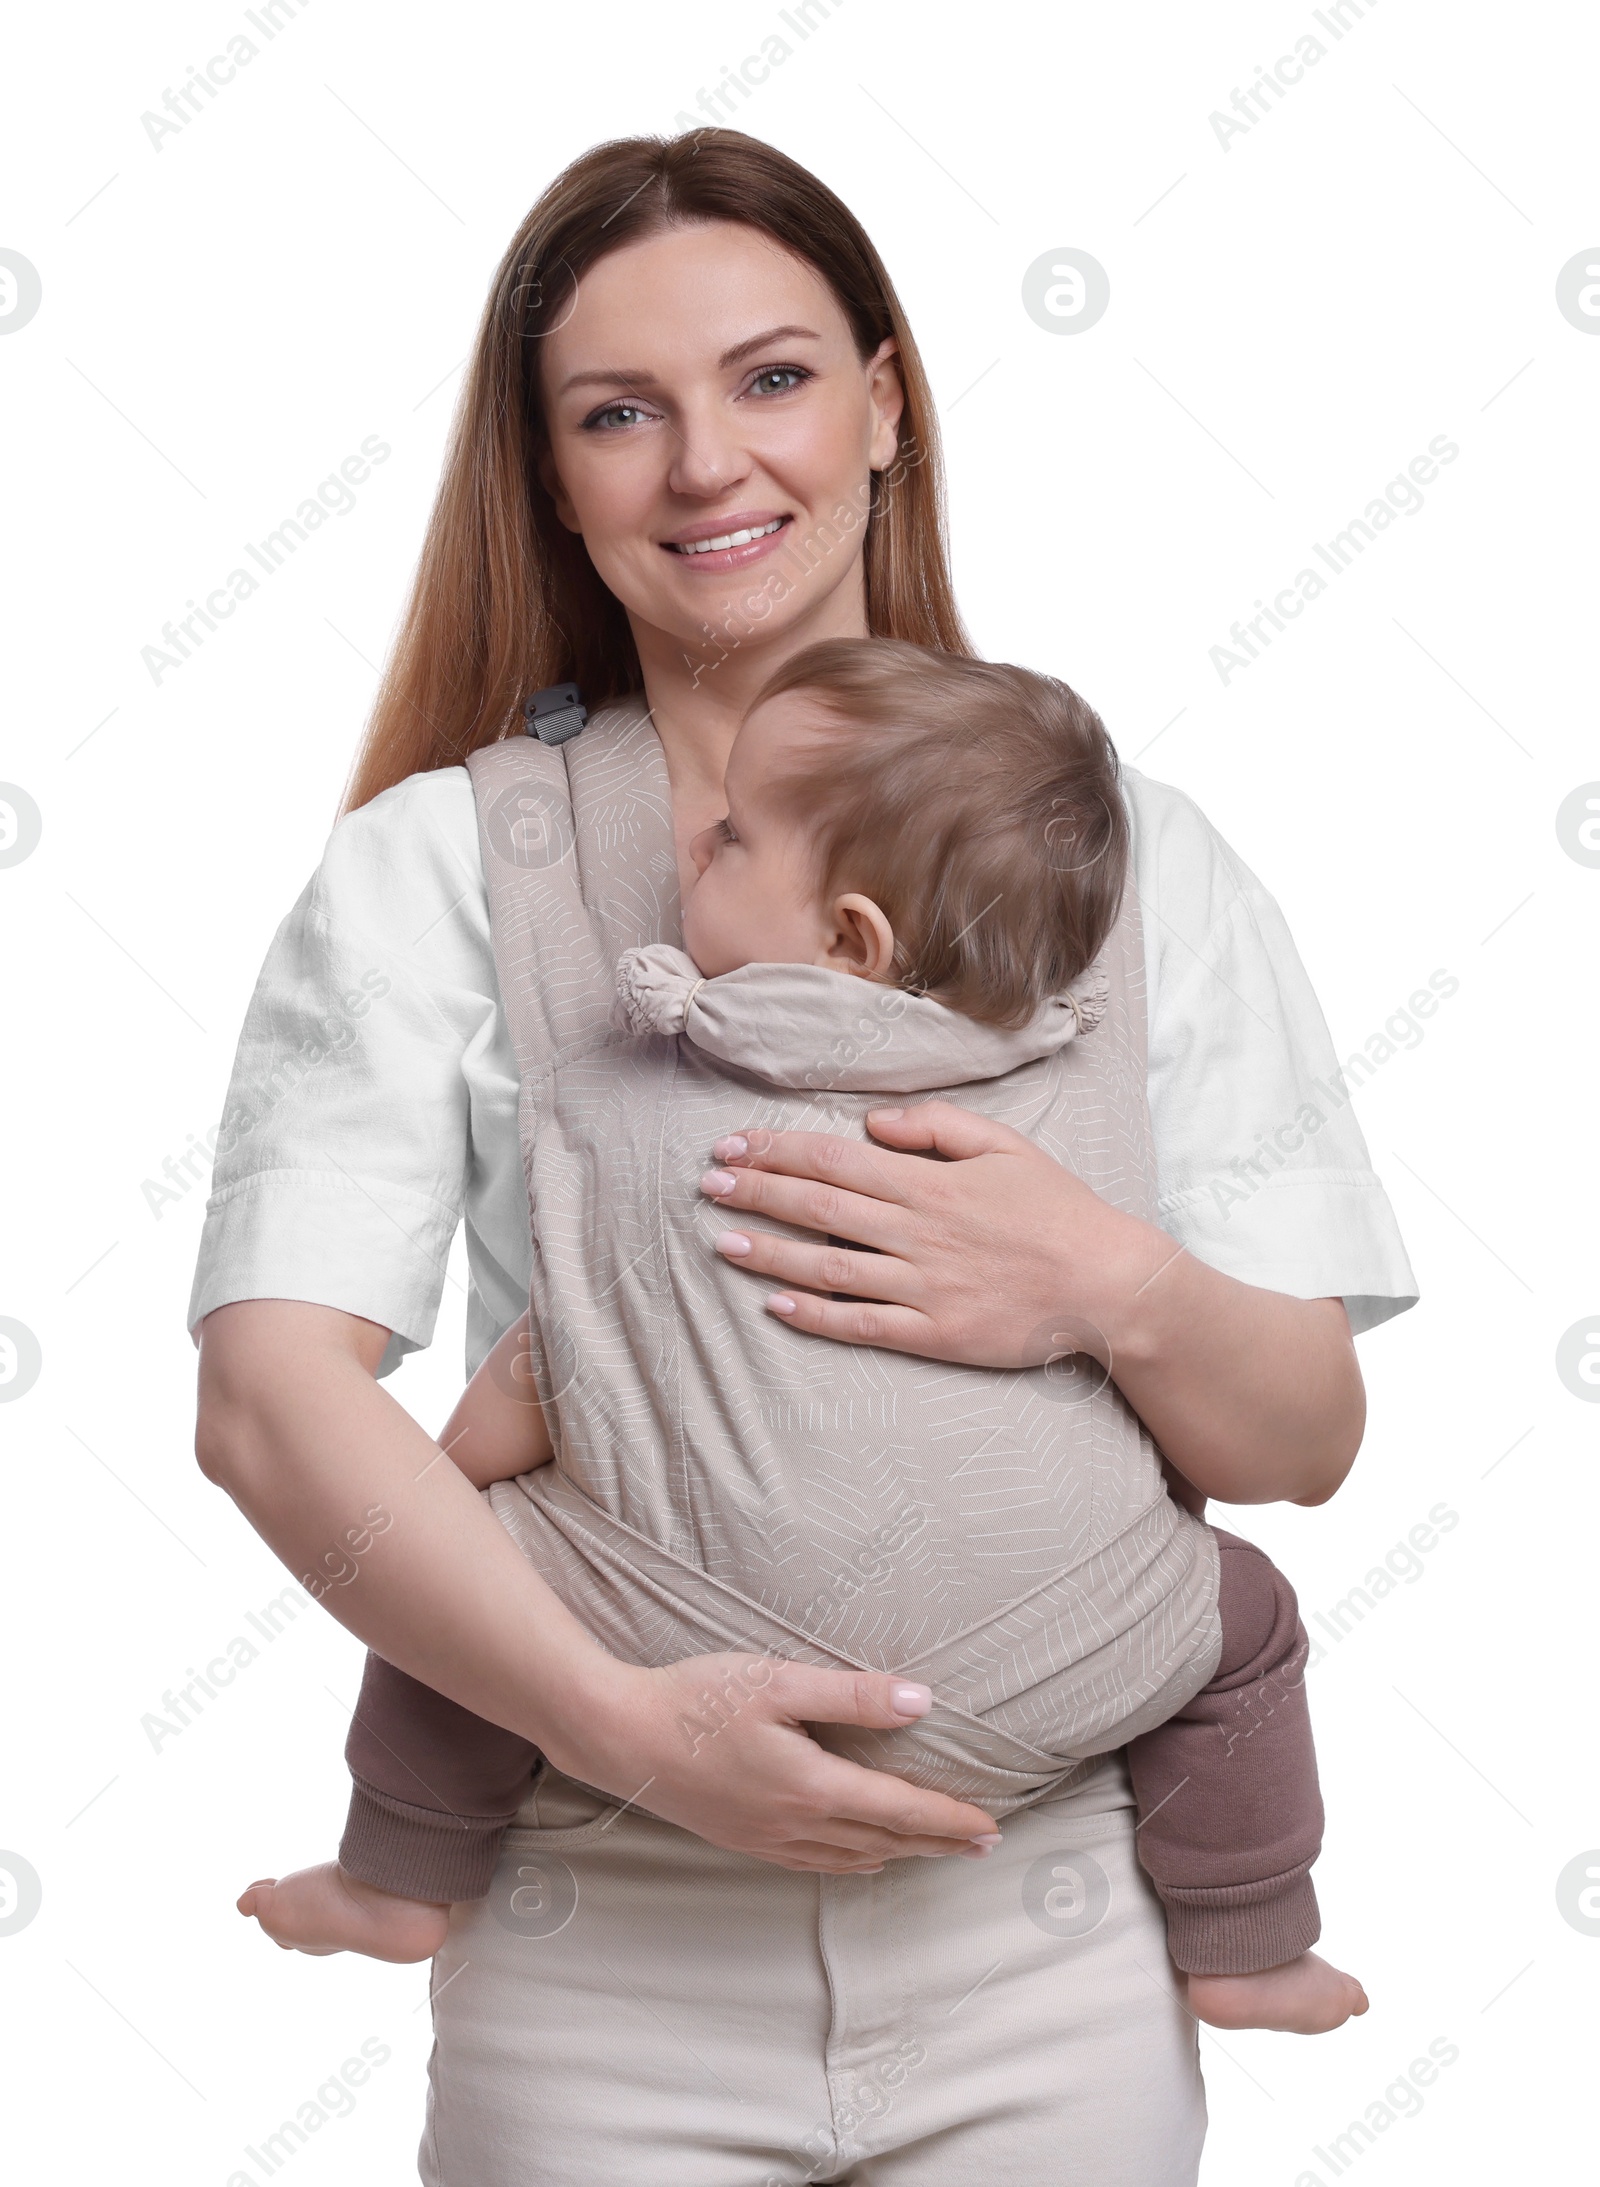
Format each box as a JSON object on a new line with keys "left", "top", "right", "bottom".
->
{"left": 236, "top": 1862, "right": 450, "bottom": 1964}
{"left": 1185, "top": 1950, "right": 1369, "bottom": 2034}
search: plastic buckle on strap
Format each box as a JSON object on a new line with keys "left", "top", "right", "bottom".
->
{"left": 523, "top": 683, "right": 588, "bottom": 746}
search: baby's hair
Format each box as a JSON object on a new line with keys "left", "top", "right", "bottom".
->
{"left": 747, "top": 638, "right": 1128, "bottom": 1030}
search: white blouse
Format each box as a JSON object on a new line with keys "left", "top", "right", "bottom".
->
{"left": 187, "top": 761, "right": 1418, "bottom": 1380}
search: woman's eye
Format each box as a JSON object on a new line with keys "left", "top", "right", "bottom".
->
{"left": 584, "top": 401, "right": 651, "bottom": 432}
{"left": 717, "top": 817, "right": 738, "bottom": 845}
{"left": 748, "top": 366, "right": 810, "bottom": 397}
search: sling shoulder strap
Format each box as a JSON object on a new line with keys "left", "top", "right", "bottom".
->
{"left": 465, "top": 691, "right": 678, "bottom": 1082}
{"left": 1072, "top": 834, "right": 1160, "bottom": 1226}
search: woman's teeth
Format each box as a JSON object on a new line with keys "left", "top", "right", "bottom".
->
{"left": 669, "top": 518, "right": 786, "bottom": 554}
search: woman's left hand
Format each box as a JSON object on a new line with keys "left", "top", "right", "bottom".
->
{"left": 700, "top": 1101, "right": 1154, "bottom": 1372}
{"left": 701, "top": 1100, "right": 1367, "bottom": 1508}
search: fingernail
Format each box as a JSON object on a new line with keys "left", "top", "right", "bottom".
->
{"left": 890, "top": 1681, "right": 932, "bottom": 1717}
{"left": 712, "top": 1135, "right": 748, "bottom": 1160}
{"left": 717, "top": 1232, "right": 752, "bottom": 1257}
{"left": 768, "top": 1295, "right": 797, "bottom": 1316}
{"left": 972, "top": 1833, "right": 1003, "bottom": 1847}
{"left": 869, "top": 1106, "right": 904, "bottom": 1121}
{"left": 700, "top": 1169, "right": 737, "bottom": 1197}
{"left": 959, "top": 1841, "right": 995, "bottom": 1859}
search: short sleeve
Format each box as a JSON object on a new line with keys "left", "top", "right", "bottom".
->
{"left": 1125, "top": 769, "right": 1419, "bottom": 1336}
{"left": 187, "top": 769, "right": 516, "bottom": 1377}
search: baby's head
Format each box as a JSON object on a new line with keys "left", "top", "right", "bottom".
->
{"left": 681, "top": 638, "right": 1128, "bottom": 1029}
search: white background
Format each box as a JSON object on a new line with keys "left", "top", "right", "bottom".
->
{"left": 2, "top": 2, "right": 1596, "bottom": 2180}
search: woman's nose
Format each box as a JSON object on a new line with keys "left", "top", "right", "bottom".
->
{"left": 667, "top": 403, "right": 752, "bottom": 501}
{"left": 688, "top": 823, "right": 721, "bottom": 878}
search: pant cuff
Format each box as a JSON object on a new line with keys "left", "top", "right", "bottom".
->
{"left": 339, "top": 1780, "right": 512, "bottom": 1904}
{"left": 1159, "top": 1865, "right": 1321, "bottom": 1976}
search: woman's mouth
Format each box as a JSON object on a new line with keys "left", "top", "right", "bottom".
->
{"left": 662, "top": 514, "right": 792, "bottom": 572}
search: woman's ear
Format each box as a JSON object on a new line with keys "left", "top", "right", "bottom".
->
{"left": 865, "top": 338, "right": 905, "bottom": 474}
{"left": 535, "top": 442, "right": 581, "bottom": 533}
{"left": 825, "top": 892, "right": 897, "bottom": 981}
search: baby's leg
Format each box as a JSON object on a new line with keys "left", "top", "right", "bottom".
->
{"left": 1126, "top": 1530, "right": 1367, "bottom": 2033}
{"left": 238, "top": 1651, "right": 539, "bottom": 1962}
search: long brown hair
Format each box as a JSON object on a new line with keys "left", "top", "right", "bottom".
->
{"left": 341, "top": 129, "right": 972, "bottom": 815}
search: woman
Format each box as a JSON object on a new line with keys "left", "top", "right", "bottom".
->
{"left": 192, "top": 132, "right": 1415, "bottom": 2183}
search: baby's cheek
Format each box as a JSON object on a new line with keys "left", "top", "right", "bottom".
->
{"left": 680, "top": 884, "right": 707, "bottom": 954}
{"left": 682, "top": 883, "right": 732, "bottom": 975}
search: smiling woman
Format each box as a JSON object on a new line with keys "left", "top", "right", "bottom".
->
{"left": 340, "top": 146, "right": 967, "bottom": 829}
{"left": 192, "top": 127, "right": 1415, "bottom": 2186}
{"left": 528, "top": 222, "right": 917, "bottom": 864}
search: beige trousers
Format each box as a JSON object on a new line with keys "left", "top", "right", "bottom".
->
{"left": 418, "top": 1757, "right": 1207, "bottom": 2185}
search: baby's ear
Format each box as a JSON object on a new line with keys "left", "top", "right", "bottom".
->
{"left": 826, "top": 893, "right": 896, "bottom": 980}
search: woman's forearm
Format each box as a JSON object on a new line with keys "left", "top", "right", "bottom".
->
{"left": 194, "top": 1300, "right": 614, "bottom": 1758}
{"left": 1092, "top": 1228, "right": 1364, "bottom": 1505}
{"left": 194, "top": 1300, "right": 1001, "bottom": 1869}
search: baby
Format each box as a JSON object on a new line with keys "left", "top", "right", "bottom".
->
{"left": 242, "top": 638, "right": 1367, "bottom": 2035}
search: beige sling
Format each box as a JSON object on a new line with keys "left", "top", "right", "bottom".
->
{"left": 466, "top": 695, "right": 1220, "bottom": 1815}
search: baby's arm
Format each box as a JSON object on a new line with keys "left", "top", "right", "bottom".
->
{"left": 440, "top": 1311, "right": 554, "bottom": 1489}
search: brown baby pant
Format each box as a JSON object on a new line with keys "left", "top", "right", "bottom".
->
{"left": 340, "top": 1529, "right": 1321, "bottom": 1977}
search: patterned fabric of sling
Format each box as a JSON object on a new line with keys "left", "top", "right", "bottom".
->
{"left": 466, "top": 697, "right": 1221, "bottom": 1815}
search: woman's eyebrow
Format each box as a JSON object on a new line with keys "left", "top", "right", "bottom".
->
{"left": 717, "top": 323, "right": 820, "bottom": 368}
{"left": 557, "top": 326, "right": 821, "bottom": 398}
{"left": 558, "top": 364, "right": 657, "bottom": 396}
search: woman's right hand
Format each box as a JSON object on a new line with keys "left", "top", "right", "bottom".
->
{"left": 544, "top": 1652, "right": 1002, "bottom": 1873}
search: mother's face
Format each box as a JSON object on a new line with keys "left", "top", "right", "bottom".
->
{"left": 536, "top": 221, "right": 904, "bottom": 657}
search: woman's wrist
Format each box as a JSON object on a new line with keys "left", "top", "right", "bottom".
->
{"left": 1068, "top": 1207, "right": 1185, "bottom": 1372}
{"left": 526, "top": 1645, "right": 650, "bottom": 1783}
